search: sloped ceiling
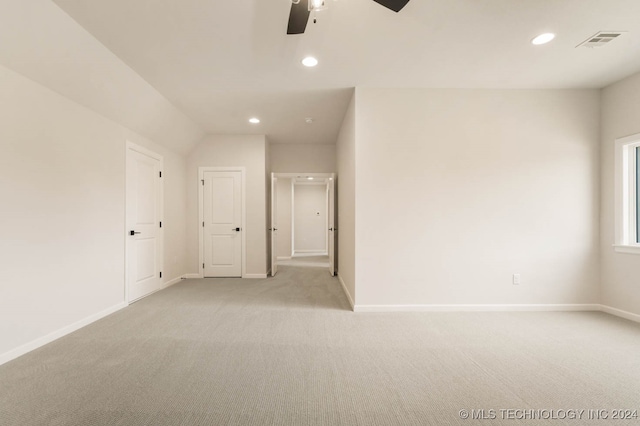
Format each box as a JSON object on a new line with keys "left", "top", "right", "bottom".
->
{"left": 43, "top": 0, "right": 640, "bottom": 145}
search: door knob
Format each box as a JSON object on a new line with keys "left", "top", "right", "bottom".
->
{"left": 232, "top": 227, "right": 241, "bottom": 232}
{"left": 130, "top": 230, "right": 141, "bottom": 236}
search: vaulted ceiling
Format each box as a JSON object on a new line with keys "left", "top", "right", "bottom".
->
{"left": 53, "top": 0, "right": 640, "bottom": 145}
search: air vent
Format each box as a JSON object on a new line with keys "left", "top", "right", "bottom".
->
{"left": 577, "top": 31, "right": 625, "bottom": 48}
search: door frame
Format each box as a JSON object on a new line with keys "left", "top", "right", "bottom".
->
{"left": 125, "top": 141, "right": 164, "bottom": 304}
{"left": 198, "top": 166, "right": 247, "bottom": 278}
{"left": 270, "top": 173, "right": 278, "bottom": 276}
{"left": 271, "top": 172, "right": 336, "bottom": 275}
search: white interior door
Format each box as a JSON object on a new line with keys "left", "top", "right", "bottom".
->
{"left": 271, "top": 174, "right": 278, "bottom": 276}
{"left": 328, "top": 174, "right": 335, "bottom": 276}
{"left": 126, "top": 144, "right": 163, "bottom": 302}
{"left": 203, "top": 170, "right": 242, "bottom": 277}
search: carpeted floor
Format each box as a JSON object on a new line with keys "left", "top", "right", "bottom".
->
{"left": 1, "top": 266, "right": 640, "bottom": 425}
{"left": 278, "top": 255, "right": 330, "bottom": 268}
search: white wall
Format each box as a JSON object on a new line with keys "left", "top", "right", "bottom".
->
{"left": 276, "top": 178, "right": 293, "bottom": 258}
{"left": 0, "top": 0, "right": 202, "bottom": 364}
{"left": 0, "top": 0, "right": 203, "bottom": 156}
{"left": 293, "top": 184, "right": 327, "bottom": 253}
{"left": 600, "top": 71, "right": 640, "bottom": 317}
{"left": 0, "top": 64, "right": 191, "bottom": 362}
{"left": 336, "top": 94, "right": 356, "bottom": 304}
{"left": 270, "top": 144, "right": 336, "bottom": 173}
{"left": 187, "top": 135, "right": 268, "bottom": 277}
{"left": 354, "top": 88, "right": 601, "bottom": 307}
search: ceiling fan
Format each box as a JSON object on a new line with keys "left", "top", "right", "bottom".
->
{"left": 287, "top": 0, "right": 410, "bottom": 35}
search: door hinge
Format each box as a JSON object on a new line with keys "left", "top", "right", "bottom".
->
{"left": 201, "top": 179, "right": 204, "bottom": 185}
{"left": 159, "top": 171, "right": 162, "bottom": 178}
{"left": 159, "top": 271, "right": 162, "bottom": 278}
{"left": 203, "top": 263, "right": 205, "bottom": 269}
{"left": 159, "top": 221, "right": 162, "bottom": 228}
{"left": 202, "top": 221, "right": 205, "bottom": 227}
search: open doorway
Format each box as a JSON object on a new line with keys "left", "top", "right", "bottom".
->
{"left": 270, "top": 173, "right": 335, "bottom": 276}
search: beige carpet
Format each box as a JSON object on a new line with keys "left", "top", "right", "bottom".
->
{"left": 1, "top": 266, "right": 640, "bottom": 425}
{"left": 278, "top": 255, "right": 330, "bottom": 268}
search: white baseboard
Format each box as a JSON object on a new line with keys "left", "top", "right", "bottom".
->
{"left": 277, "top": 256, "right": 291, "bottom": 261}
{"left": 163, "top": 276, "right": 183, "bottom": 289}
{"left": 184, "top": 273, "right": 267, "bottom": 279}
{"left": 600, "top": 305, "right": 640, "bottom": 323}
{"left": 0, "top": 302, "right": 128, "bottom": 366}
{"left": 129, "top": 277, "right": 183, "bottom": 303}
{"left": 337, "top": 273, "right": 355, "bottom": 311}
{"left": 353, "top": 303, "right": 601, "bottom": 313}
{"left": 244, "top": 273, "right": 267, "bottom": 279}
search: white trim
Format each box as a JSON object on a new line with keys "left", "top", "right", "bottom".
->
{"left": 601, "top": 305, "right": 640, "bottom": 323}
{"left": 0, "top": 302, "right": 127, "bottom": 366}
{"left": 126, "top": 141, "right": 163, "bottom": 161}
{"left": 278, "top": 172, "right": 334, "bottom": 260}
{"left": 128, "top": 275, "right": 183, "bottom": 303}
{"left": 294, "top": 181, "right": 328, "bottom": 186}
{"left": 277, "top": 256, "right": 292, "bottom": 261}
{"left": 272, "top": 173, "right": 335, "bottom": 179}
{"left": 198, "top": 167, "right": 247, "bottom": 278}
{"left": 270, "top": 173, "right": 277, "bottom": 277}
{"left": 163, "top": 276, "right": 183, "bottom": 289}
{"left": 353, "top": 304, "right": 601, "bottom": 313}
{"left": 125, "top": 141, "right": 164, "bottom": 304}
{"left": 294, "top": 250, "right": 328, "bottom": 255}
{"left": 337, "top": 273, "right": 355, "bottom": 311}
{"left": 612, "top": 244, "right": 640, "bottom": 255}
{"left": 291, "top": 179, "right": 295, "bottom": 255}
{"left": 614, "top": 133, "right": 640, "bottom": 249}
{"left": 183, "top": 273, "right": 202, "bottom": 279}
{"left": 290, "top": 179, "right": 295, "bottom": 259}
{"left": 244, "top": 273, "right": 267, "bottom": 279}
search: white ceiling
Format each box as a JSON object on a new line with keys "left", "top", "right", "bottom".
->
{"left": 53, "top": 0, "right": 640, "bottom": 145}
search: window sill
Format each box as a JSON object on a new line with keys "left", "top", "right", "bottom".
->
{"left": 613, "top": 245, "right": 640, "bottom": 255}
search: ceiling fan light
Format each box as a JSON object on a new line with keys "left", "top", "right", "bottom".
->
{"left": 308, "top": 0, "right": 326, "bottom": 11}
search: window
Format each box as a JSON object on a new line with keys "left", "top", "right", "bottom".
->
{"left": 615, "top": 133, "right": 640, "bottom": 253}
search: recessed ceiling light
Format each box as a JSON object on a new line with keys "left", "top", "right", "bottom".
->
{"left": 305, "top": 117, "right": 314, "bottom": 124}
{"left": 302, "top": 56, "right": 318, "bottom": 67}
{"left": 249, "top": 117, "right": 260, "bottom": 124}
{"left": 307, "top": 177, "right": 314, "bottom": 180}
{"left": 531, "top": 33, "right": 555, "bottom": 45}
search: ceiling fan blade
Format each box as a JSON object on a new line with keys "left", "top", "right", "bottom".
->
{"left": 372, "top": 0, "right": 410, "bottom": 12}
{"left": 287, "top": 1, "right": 311, "bottom": 35}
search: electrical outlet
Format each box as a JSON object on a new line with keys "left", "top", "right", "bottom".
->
{"left": 513, "top": 274, "right": 521, "bottom": 285}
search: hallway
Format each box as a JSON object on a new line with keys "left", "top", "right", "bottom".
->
{"left": 277, "top": 255, "right": 330, "bottom": 268}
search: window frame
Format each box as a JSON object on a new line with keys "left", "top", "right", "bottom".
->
{"left": 614, "top": 133, "right": 640, "bottom": 254}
